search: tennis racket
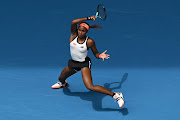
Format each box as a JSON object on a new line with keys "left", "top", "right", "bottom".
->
{"left": 95, "top": 4, "right": 107, "bottom": 20}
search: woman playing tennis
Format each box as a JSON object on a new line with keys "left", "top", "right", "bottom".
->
{"left": 51, "top": 15, "right": 124, "bottom": 108}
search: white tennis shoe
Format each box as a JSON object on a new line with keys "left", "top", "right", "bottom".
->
{"left": 113, "top": 92, "right": 124, "bottom": 108}
{"left": 51, "top": 81, "right": 69, "bottom": 89}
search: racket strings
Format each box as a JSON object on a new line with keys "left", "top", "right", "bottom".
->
{"left": 97, "top": 5, "right": 106, "bottom": 20}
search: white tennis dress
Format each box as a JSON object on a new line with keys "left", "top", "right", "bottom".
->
{"left": 70, "top": 36, "right": 89, "bottom": 62}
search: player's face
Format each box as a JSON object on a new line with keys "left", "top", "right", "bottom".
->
{"left": 78, "top": 26, "right": 88, "bottom": 38}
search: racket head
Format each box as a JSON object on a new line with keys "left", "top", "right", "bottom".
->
{"left": 96, "top": 4, "right": 107, "bottom": 20}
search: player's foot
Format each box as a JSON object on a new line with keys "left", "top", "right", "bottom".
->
{"left": 51, "top": 81, "right": 69, "bottom": 89}
{"left": 113, "top": 92, "right": 124, "bottom": 108}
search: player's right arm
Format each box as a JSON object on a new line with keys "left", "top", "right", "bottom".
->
{"left": 69, "top": 16, "right": 96, "bottom": 42}
{"left": 70, "top": 18, "right": 87, "bottom": 42}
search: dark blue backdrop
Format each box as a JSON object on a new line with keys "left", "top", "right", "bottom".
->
{"left": 1, "top": 0, "right": 180, "bottom": 68}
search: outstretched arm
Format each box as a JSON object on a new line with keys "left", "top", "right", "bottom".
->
{"left": 88, "top": 39, "right": 110, "bottom": 61}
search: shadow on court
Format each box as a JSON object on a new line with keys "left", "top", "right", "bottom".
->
{"left": 63, "top": 73, "right": 129, "bottom": 115}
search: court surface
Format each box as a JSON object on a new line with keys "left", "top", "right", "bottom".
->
{"left": 0, "top": 66, "right": 179, "bottom": 120}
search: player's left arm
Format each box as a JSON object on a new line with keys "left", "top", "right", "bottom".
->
{"left": 87, "top": 38, "right": 110, "bottom": 61}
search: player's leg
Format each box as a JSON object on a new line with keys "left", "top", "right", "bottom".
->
{"left": 59, "top": 66, "right": 77, "bottom": 83}
{"left": 81, "top": 67, "right": 124, "bottom": 108}
{"left": 81, "top": 67, "right": 114, "bottom": 96}
{"left": 52, "top": 66, "right": 76, "bottom": 89}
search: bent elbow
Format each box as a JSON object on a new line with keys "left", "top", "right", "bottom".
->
{"left": 71, "top": 20, "right": 77, "bottom": 25}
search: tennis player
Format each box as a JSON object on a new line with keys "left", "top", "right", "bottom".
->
{"left": 51, "top": 15, "right": 124, "bottom": 108}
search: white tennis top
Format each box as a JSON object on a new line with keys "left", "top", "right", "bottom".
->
{"left": 70, "top": 36, "right": 89, "bottom": 62}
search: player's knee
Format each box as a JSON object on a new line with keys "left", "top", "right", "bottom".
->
{"left": 86, "top": 85, "right": 94, "bottom": 91}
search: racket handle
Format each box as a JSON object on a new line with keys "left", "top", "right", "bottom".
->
{"left": 95, "top": 12, "right": 98, "bottom": 17}
{"left": 87, "top": 16, "right": 96, "bottom": 21}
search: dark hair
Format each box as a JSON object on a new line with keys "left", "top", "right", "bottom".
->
{"left": 80, "top": 22, "right": 102, "bottom": 30}
{"left": 89, "top": 24, "right": 102, "bottom": 29}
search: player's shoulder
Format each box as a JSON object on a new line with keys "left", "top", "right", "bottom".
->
{"left": 87, "top": 37, "right": 95, "bottom": 47}
{"left": 70, "top": 33, "right": 77, "bottom": 42}
{"left": 87, "top": 37, "right": 95, "bottom": 44}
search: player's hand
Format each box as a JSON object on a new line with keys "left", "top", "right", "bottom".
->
{"left": 90, "top": 15, "right": 97, "bottom": 21}
{"left": 99, "top": 50, "right": 110, "bottom": 61}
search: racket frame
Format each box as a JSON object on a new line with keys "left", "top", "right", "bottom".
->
{"left": 95, "top": 4, "right": 107, "bottom": 20}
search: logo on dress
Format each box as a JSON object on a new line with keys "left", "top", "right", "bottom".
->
{"left": 81, "top": 46, "right": 84, "bottom": 48}
{"left": 73, "top": 43, "right": 76, "bottom": 46}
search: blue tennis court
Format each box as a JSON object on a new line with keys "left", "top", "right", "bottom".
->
{"left": 0, "top": 67, "right": 180, "bottom": 120}
{"left": 0, "top": 0, "right": 180, "bottom": 120}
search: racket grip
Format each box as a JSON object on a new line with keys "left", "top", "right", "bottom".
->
{"left": 95, "top": 12, "right": 99, "bottom": 17}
